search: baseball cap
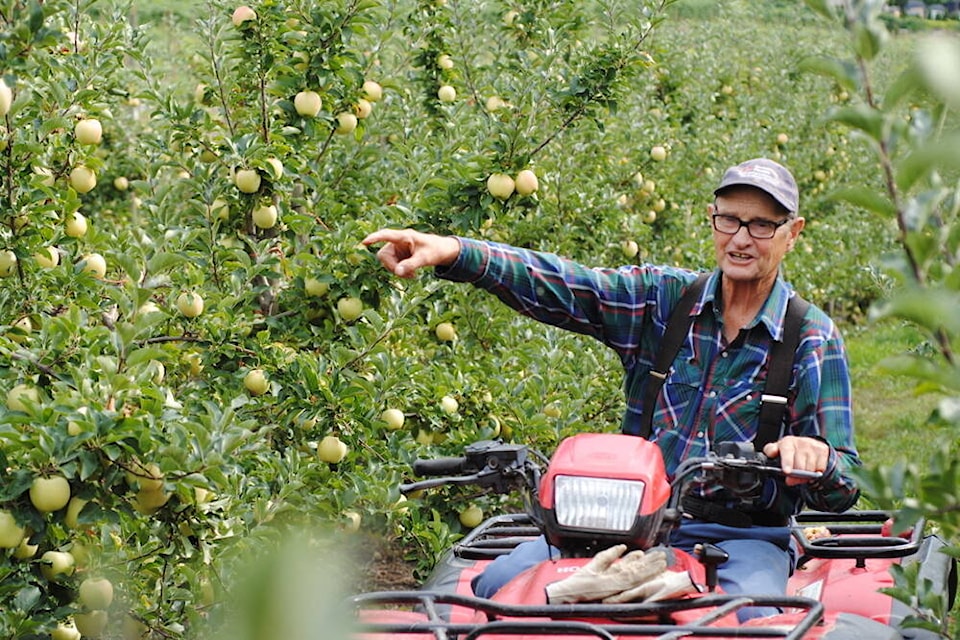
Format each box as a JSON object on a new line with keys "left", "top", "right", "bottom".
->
{"left": 714, "top": 158, "right": 799, "bottom": 214}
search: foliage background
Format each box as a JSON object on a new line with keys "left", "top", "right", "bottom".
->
{"left": 1, "top": 0, "right": 958, "bottom": 638}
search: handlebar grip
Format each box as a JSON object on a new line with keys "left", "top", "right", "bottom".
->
{"left": 412, "top": 456, "right": 467, "bottom": 477}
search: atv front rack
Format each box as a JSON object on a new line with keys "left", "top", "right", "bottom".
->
{"left": 350, "top": 590, "right": 824, "bottom": 640}
{"left": 791, "top": 509, "right": 924, "bottom": 566}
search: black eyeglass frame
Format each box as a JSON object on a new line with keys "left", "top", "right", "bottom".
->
{"left": 711, "top": 213, "right": 794, "bottom": 240}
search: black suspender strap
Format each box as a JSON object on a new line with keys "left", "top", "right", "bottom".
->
{"left": 754, "top": 294, "right": 810, "bottom": 451}
{"left": 638, "top": 273, "right": 710, "bottom": 439}
{"left": 638, "top": 274, "right": 810, "bottom": 448}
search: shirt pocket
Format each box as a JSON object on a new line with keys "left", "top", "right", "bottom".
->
{"left": 713, "top": 378, "right": 765, "bottom": 442}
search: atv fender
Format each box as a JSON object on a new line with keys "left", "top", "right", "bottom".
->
{"left": 821, "top": 612, "right": 903, "bottom": 640}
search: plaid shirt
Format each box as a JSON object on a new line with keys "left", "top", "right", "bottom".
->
{"left": 437, "top": 238, "right": 860, "bottom": 516}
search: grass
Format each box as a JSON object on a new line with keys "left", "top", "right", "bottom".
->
{"left": 844, "top": 319, "right": 950, "bottom": 468}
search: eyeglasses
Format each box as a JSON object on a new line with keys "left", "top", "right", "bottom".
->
{"left": 712, "top": 214, "right": 792, "bottom": 240}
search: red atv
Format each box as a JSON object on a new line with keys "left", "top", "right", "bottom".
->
{"left": 350, "top": 433, "right": 957, "bottom": 639}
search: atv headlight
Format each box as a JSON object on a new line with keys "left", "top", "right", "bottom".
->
{"left": 553, "top": 475, "right": 645, "bottom": 532}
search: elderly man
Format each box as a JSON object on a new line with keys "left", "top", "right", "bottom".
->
{"left": 363, "top": 158, "right": 860, "bottom": 620}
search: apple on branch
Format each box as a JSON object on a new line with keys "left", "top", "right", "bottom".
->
{"left": 294, "top": 90, "right": 322, "bottom": 117}
{"left": 64, "top": 212, "right": 88, "bottom": 238}
{"left": 0, "top": 78, "right": 12, "bottom": 117}
{"left": 74, "top": 118, "right": 103, "bottom": 145}
{"left": 232, "top": 5, "right": 257, "bottom": 27}
{"left": 0, "top": 249, "right": 16, "bottom": 277}
{"left": 361, "top": 80, "right": 383, "bottom": 102}
{"left": 234, "top": 168, "right": 261, "bottom": 193}
{"left": 486, "top": 173, "right": 515, "bottom": 200}
{"left": 69, "top": 165, "right": 97, "bottom": 193}
{"left": 176, "top": 291, "right": 205, "bottom": 318}
{"left": 30, "top": 475, "right": 71, "bottom": 512}
{"left": 244, "top": 369, "right": 269, "bottom": 396}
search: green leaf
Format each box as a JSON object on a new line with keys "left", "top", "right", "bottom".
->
{"left": 896, "top": 135, "right": 960, "bottom": 193}
{"left": 828, "top": 104, "right": 884, "bottom": 142}
{"left": 876, "top": 354, "right": 960, "bottom": 393}
{"left": 803, "top": 0, "right": 836, "bottom": 20}
{"left": 827, "top": 186, "right": 896, "bottom": 217}
{"left": 853, "top": 22, "right": 885, "bottom": 62}
{"left": 798, "top": 55, "right": 859, "bottom": 91}
{"left": 882, "top": 67, "right": 923, "bottom": 112}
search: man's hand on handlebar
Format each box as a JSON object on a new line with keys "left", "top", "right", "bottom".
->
{"left": 762, "top": 436, "right": 829, "bottom": 486}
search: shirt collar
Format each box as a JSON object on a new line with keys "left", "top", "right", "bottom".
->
{"left": 696, "top": 269, "right": 794, "bottom": 341}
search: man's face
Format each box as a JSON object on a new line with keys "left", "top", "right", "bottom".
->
{"left": 710, "top": 187, "right": 804, "bottom": 287}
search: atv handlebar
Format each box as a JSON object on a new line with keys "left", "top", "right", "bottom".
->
{"left": 413, "top": 456, "right": 468, "bottom": 477}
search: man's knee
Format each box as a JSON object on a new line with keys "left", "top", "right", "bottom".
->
{"left": 472, "top": 536, "right": 554, "bottom": 598}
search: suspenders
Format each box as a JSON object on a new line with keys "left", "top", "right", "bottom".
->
{"left": 637, "top": 274, "right": 810, "bottom": 450}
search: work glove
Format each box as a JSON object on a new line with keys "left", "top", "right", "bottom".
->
{"left": 545, "top": 544, "right": 667, "bottom": 604}
{"left": 601, "top": 569, "right": 699, "bottom": 604}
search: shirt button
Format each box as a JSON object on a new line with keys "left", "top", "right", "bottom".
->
{"left": 708, "top": 391, "right": 717, "bottom": 398}
{"left": 721, "top": 351, "right": 729, "bottom": 358}
{"left": 746, "top": 394, "right": 753, "bottom": 401}
{"left": 697, "top": 431, "right": 704, "bottom": 438}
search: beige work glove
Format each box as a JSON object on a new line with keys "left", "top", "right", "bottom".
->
{"left": 601, "top": 569, "right": 698, "bottom": 604}
{"left": 545, "top": 544, "right": 667, "bottom": 604}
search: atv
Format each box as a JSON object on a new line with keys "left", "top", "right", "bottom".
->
{"left": 349, "top": 433, "right": 957, "bottom": 639}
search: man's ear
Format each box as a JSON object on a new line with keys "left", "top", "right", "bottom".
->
{"left": 786, "top": 216, "right": 805, "bottom": 251}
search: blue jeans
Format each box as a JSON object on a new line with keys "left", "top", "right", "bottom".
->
{"left": 471, "top": 520, "right": 794, "bottom": 623}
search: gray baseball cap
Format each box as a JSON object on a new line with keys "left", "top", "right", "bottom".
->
{"left": 714, "top": 158, "right": 799, "bottom": 214}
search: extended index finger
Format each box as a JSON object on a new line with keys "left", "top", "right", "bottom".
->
{"left": 362, "top": 228, "right": 408, "bottom": 246}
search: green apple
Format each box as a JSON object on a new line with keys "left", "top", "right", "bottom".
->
{"left": 317, "top": 435, "right": 348, "bottom": 463}
{"left": 35, "top": 245, "right": 60, "bottom": 267}
{"left": 149, "top": 360, "right": 165, "bottom": 384}
{"left": 0, "top": 510, "right": 25, "bottom": 548}
{"left": 79, "top": 576, "right": 114, "bottom": 610}
{"left": 652, "top": 198, "right": 666, "bottom": 213}
{"left": 440, "top": 395, "right": 459, "bottom": 415}
{"left": 354, "top": 98, "right": 373, "bottom": 119}
{"left": 622, "top": 239, "right": 639, "bottom": 259}
{"left": 30, "top": 475, "right": 71, "bottom": 513}
{"left": 234, "top": 168, "right": 261, "bottom": 193}
{"left": 40, "top": 550, "right": 75, "bottom": 580}
{"left": 208, "top": 198, "right": 229, "bottom": 220}
{"left": 64, "top": 496, "right": 89, "bottom": 529}
{"left": 65, "top": 211, "right": 88, "bottom": 237}
{"left": 51, "top": 621, "right": 81, "bottom": 640}
{"left": 252, "top": 204, "right": 278, "bottom": 229}
{"left": 69, "top": 165, "right": 97, "bottom": 193}
{"left": 381, "top": 408, "right": 405, "bottom": 431}
{"left": 361, "top": 80, "right": 382, "bottom": 102}
{"left": 437, "top": 85, "right": 456, "bottom": 102}
{"left": 134, "top": 487, "right": 170, "bottom": 514}
{"left": 129, "top": 460, "right": 164, "bottom": 492}
{"left": 7, "top": 383, "right": 40, "bottom": 412}
{"left": 435, "top": 322, "right": 456, "bottom": 342}
{"left": 514, "top": 169, "right": 539, "bottom": 196}
{"left": 543, "top": 403, "right": 562, "bottom": 418}
{"left": 232, "top": 5, "right": 257, "bottom": 26}
{"left": 8, "top": 316, "right": 32, "bottom": 344}
{"left": 243, "top": 369, "right": 269, "bottom": 396}
{"left": 265, "top": 157, "right": 283, "bottom": 180}
{"left": 81, "top": 253, "right": 107, "bottom": 279}
{"left": 486, "top": 173, "right": 515, "bottom": 200}
{"left": 304, "top": 277, "right": 329, "bottom": 297}
{"left": 437, "top": 54, "right": 454, "bottom": 70}
{"left": 776, "top": 132, "right": 789, "bottom": 145}
{"left": 113, "top": 176, "right": 129, "bottom": 191}
{"left": 0, "top": 249, "right": 16, "bottom": 276}
{"left": 138, "top": 300, "right": 161, "bottom": 316}
{"left": 13, "top": 536, "right": 37, "bottom": 559}
{"left": 643, "top": 210, "right": 657, "bottom": 224}
{"left": 485, "top": 95, "right": 506, "bottom": 112}
{"left": 294, "top": 90, "right": 322, "bottom": 117}
{"left": 176, "top": 291, "right": 204, "bottom": 318}
{"left": 74, "top": 118, "right": 102, "bottom": 145}
{"left": 0, "top": 78, "right": 11, "bottom": 117}
{"left": 459, "top": 504, "right": 483, "bottom": 528}
{"left": 33, "top": 166, "right": 55, "bottom": 187}
{"left": 343, "top": 510, "right": 362, "bottom": 533}
{"left": 650, "top": 145, "right": 667, "bottom": 162}
{"left": 335, "top": 112, "right": 358, "bottom": 135}
{"left": 337, "top": 296, "right": 363, "bottom": 321}
{"left": 74, "top": 610, "right": 109, "bottom": 638}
